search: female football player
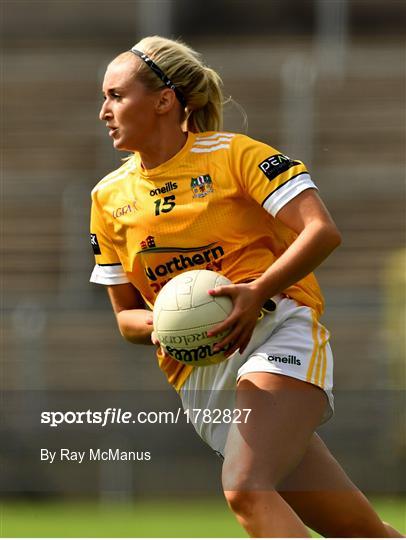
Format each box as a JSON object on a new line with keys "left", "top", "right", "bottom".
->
{"left": 90, "top": 36, "right": 402, "bottom": 537}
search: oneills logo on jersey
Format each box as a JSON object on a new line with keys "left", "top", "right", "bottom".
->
{"left": 144, "top": 244, "right": 224, "bottom": 281}
{"left": 90, "top": 233, "right": 101, "bottom": 255}
{"left": 258, "top": 154, "right": 301, "bottom": 182}
{"left": 191, "top": 174, "right": 214, "bottom": 198}
{"left": 149, "top": 181, "right": 178, "bottom": 197}
{"left": 140, "top": 236, "right": 156, "bottom": 250}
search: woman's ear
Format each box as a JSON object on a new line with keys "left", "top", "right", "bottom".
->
{"left": 155, "top": 88, "right": 177, "bottom": 114}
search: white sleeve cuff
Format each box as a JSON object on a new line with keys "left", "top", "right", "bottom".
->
{"left": 90, "top": 264, "right": 130, "bottom": 285}
{"left": 263, "top": 173, "right": 318, "bottom": 217}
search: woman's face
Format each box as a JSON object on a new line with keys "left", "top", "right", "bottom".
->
{"left": 99, "top": 58, "right": 158, "bottom": 152}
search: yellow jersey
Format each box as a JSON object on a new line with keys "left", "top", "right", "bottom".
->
{"left": 90, "top": 131, "right": 324, "bottom": 391}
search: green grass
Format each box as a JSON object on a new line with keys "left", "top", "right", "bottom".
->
{"left": 1, "top": 496, "right": 405, "bottom": 537}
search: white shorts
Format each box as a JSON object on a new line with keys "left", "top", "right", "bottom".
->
{"left": 180, "top": 295, "right": 334, "bottom": 455}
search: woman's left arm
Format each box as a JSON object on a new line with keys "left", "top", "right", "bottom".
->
{"left": 208, "top": 188, "right": 342, "bottom": 356}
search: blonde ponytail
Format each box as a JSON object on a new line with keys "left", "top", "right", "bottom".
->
{"left": 122, "top": 36, "right": 224, "bottom": 133}
{"left": 186, "top": 66, "right": 223, "bottom": 132}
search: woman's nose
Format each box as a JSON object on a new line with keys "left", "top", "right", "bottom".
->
{"left": 99, "top": 100, "right": 111, "bottom": 121}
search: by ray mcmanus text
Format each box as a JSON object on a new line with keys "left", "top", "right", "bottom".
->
{"left": 41, "top": 448, "right": 152, "bottom": 464}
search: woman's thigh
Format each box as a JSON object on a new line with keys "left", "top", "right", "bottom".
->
{"left": 222, "top": 372, "right": 327, "bottom": 491}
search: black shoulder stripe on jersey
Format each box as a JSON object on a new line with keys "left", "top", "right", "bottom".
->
{"left": 261, "top": 172, "right": 308, "bottom": 207}
{"left": 97, "top": 262, "right": 123, "bottom": 267}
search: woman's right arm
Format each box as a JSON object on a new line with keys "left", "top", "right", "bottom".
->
{"left": 107, "top": 283, "right": 154, "bottom": 345}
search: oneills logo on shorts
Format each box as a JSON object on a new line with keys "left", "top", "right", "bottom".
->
{"left": 268, "top": 354, "right": 301, "bottom": 366}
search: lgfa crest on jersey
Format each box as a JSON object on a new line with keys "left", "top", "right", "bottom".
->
{"left": 191, "top": 174, "right": 214, "bottom": 198}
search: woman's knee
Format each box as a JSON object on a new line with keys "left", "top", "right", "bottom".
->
{"left": 222, "top": 461, "right": 279, "bottom": 520}
{"left": 223, "top": 489, "right": 259, "bottom": 519}
{"left": 222, "top": 459, "right": 277, "bottom": 493}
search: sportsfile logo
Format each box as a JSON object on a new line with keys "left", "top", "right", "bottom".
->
{"left": 268, "top": 354, "right": 301, "bottom": 366}
{"left": 258, "top": 154, "right": 301, "bottom": 182}
{"left": 145, "top": 244, "right": 224, "bottom": 281}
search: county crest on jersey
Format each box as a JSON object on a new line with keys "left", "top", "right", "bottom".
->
{"left": 191, "top": 174, "right": 214, "bottom": 198}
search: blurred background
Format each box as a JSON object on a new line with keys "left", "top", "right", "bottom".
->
{"left": 2, "top": 0, "right": 405, "bottom": 536}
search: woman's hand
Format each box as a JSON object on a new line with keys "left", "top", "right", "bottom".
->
{"left": 147, "top": 314, "right": 171, "bottom": 359}
{"left": 146, "top": 314, "right": 160, "bottom": 348}
{"left": 207, "top": 282, "right": 265, "bottom": 357}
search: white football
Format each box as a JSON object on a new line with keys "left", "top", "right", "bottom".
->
{"left": 153, "top": 270, "right": 233, "bottom": 366}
